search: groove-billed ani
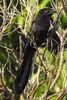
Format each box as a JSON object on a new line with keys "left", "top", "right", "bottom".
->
{"left": 14, "top": 8, "right": 55, "bottom": 94}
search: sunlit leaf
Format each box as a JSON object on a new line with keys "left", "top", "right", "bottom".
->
{"left": 34, "top": 83, "right": 48, "bottom": 99}
{"left": 60, "top": 11, "right": 67, "bottom": 29}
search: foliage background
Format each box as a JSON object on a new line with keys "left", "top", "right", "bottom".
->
{"left": 0, "top": 0, "right": 67, "bottom": 99}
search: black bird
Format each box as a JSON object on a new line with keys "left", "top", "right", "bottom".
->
{"left": 14, "top": 8, "right": 55, "bottom": 94}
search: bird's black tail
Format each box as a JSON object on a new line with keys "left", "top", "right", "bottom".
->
{"left": 14, "top": 40, "right": 36, "bottom": 94}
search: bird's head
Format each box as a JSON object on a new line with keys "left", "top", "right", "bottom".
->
{"left": 38, "top": 7, "right": 56, "bottom": 17}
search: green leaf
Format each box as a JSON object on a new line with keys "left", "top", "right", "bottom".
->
{"left": 17, "top": 16, "right": 24, "bottom": 28}
{"left": 34, "top": 83, "right": 48, "bottom": 99}
{"left": 61, "top": 63, "right": 67, "bottom": 88}
{"left": 39, "top": 0, "right": 50, "bottom": 8}
{"left": 50, "top": 96, "right": 57, "bottom": 100}
{"left": 64, "top": 50, "right": 67, "bottom": 60}
{"left": 60, "top": 11, "right": 67, "bottom": 29}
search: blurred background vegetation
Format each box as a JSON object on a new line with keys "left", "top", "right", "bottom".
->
{"left": 0, "top": 0, "right": 67, "bottom": 100}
